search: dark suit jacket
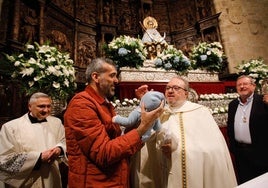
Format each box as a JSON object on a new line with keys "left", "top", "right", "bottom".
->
{"left": 227, "top": 93, "right": 268, "bottom": 167}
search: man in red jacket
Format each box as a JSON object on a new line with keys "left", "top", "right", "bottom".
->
{"left": 64, "top": 57, "right": 164, "bottom": 188}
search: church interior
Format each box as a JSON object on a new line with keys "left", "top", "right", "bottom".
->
{"left": 0, "top": 0, "right": 267, "bottom": 187}
{"left": 0, "top": 0, "right": 267, "bottom": 122}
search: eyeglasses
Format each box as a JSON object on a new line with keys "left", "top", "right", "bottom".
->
{"left": 236, "top": 82, "right": 253, "bottom": 87}
{"left": 165, "top": 85, "right": 186, "bottom": 91}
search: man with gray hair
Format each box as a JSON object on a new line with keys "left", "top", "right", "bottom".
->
{"left": 64, "top": 57, "right": 164, "bottom": 187}
{"left": 0, "top": 92, "right": 67, "bottom": 188}
{"left": 228, "top": 75, "right": 268, "bottom": 184}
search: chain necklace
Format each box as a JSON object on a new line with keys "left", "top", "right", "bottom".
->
{"left": 241, "top": 103, "right": 250, "bottom": 123}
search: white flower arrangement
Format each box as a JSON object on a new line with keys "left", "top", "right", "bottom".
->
{"left": 111, "top": 97, "right": 140, "bottom": 108}
{"left": 154, "top": 45, "right": 191, "bottom": 74}
{"left": 112, "top": 97, "right": 140, "bottom": 117}
{"left": 209, "top": 105, "right": 228, "bottom": 126}
{"left": 103, "top": 35, "right": 147, "bottom": 69}
{"left": 199, "top": 93, "right": 239, "bottom": 101}
{"left": 210, "top": 106, "right": 228, "bottom": 115}
{"left": 5, "top": 42, "right": 77, "bottom": 100}
{"left": 235, "top": 58, "right": 268, "bottom": 87}
{"left": 190, "top": 42, "right": 225, "bottom": 72}
{"left": 198, "top": 93, "right": 238, "bottom": 116}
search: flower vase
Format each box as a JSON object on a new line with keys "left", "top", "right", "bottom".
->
{"left": 51, "top": 98, "right": 66, "bottom": 117}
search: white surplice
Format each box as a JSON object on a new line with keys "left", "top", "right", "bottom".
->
{"left": 0, "top": 113, "right": 67, "bottom": 188}
{"left": 132, "top": 101, "right": 237, "bottom": 188}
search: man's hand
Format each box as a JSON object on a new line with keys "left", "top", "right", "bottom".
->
{"left": 161, "top": 139, "right": 172, "bottom": 159}
{"left": 41, "top": 149, "right": 53, "bottom": 163}
{"left": 136, "top": 100, "right": 164, "bottom": 137}
{"left": 49, "top": 147, "right": 62, "bottom": 162}
{"left": 135, "top": 85, "right": 150, "bottom": 99}
{"left": 41, "top": 147, "right": 62, "bottom": 164}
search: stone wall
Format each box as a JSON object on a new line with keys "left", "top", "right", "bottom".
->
{"left": 213, "top": 0, "right": 268, "bottom": 73}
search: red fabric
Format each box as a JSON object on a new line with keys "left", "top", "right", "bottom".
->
{"left": 64, "top": 85, "right": 143, "bottom": 188}
{"left": 117, "top": 81, "right": 236, "bottom": 100}
{"left": 190, "top": 82, "right": 225, "bottom": 94}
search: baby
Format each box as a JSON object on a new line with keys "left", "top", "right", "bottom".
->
{"left": 113, "top": 91, "right": 165, "bottom": 142}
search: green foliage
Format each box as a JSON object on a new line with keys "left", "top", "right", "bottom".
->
{"left": 235, "top": 58, "right": 268, "bottom": 86}
{"left": 190, "top": 42, "right": 225, "bottom": 72}
{"left": 154, "top": 45, "right": 191, "bottom": 75}
{"left": 103, "top": 35, "right": 147, "bottom": 69}
{"left": 4, "top": 42, "right": 77, "bottom": 100}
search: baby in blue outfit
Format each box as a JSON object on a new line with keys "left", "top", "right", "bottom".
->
{"left": 113, "top": 91, "right": 165, "bottom": 142}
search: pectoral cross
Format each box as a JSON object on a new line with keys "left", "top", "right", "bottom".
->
{"left": 242, "top": 116, "right": 247, "bottom": 123}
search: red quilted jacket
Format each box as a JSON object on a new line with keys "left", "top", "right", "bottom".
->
{"left": 64, "top": 85, "right": 143, "bottom": 188}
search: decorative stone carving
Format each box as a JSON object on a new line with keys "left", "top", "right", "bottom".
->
{"left": 53, "top": 0, "right": 73, "bottom": 15}
{"left": 196, "top": 0, "right": 212, "bottom": 20}
{"left": 47, "top": 30, "right": 71, "bottom": 52}
{"left": 183, "top": 69, "right": 219, "bottom": 82}
{"left": 120, "top": 13, "right": 131, "bottom": 31}
{"left": 248, "top": 19, "right": 261, "bottom": 35}
{"left": 77, "top": 39, "right": 96, "bottom": 68}
{"left": 77, "top": 1, "right": 96, "bottom": 24}
{"left": 198, "top": 13, "right": 222, "bottom": 43}
{"left": 119, "top": 67, "right": 177, "bottom": 82}
{"left": 226, "top": 0, "right": 243, "bottom": 24}
{"left": 119, "top": 67, "right": 219, "bottom": 82}
{"left": 20, "top": 9, "right": 39, "bottom": 43}
{"left": 103, "top": 1, "right": 111, "bottom": 23}
{"left": 51, "top": 97, "right": 66, "bottom": 117}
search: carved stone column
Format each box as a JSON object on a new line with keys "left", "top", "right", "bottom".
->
{"left": 39, "top": 0, "right": 45, "bottom": 44}
{"left": 99, "top": 0, "right": 103, "bottom": 22}
{"left": 74, "top": 19, "right": 79, "bottom": 65}
{"left": 12, "top": 0, "right": 20, "bottom": 41}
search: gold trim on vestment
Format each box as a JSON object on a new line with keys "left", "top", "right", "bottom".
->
{"left": 179, "top": 112, "right": 187, "bottom": 188}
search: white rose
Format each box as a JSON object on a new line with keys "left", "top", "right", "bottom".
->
{"left": 53, "top": 81, "right": 60, "bottom": 88}
{"left": 14, "top": 61, "right": 21, "bottom": 66}
{"left": 28, "top": 81, "right": 34, "bottom": 87}
{"left": 21, "top": 67, "right": 34, "bottom": 77}
{"left": 28, "top": 57, "right": 37, "bottom": 64}
{"left": 64, "top": 79, "right": 70, "bottom": 87}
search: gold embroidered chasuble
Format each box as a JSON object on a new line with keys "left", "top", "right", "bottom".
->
{"left": 131, "top": 101, "right": 237, "bottom": 188}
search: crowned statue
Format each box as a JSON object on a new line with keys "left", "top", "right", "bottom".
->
{"left": 141, "top": 16, "right": 168, "bottom": 61}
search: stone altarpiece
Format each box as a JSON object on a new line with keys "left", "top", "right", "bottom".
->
{"left": 0, "top": 0, "right": 223, "bottom": 124}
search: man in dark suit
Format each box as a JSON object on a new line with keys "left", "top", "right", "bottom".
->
{"left": 227, "top": 75, "right": 268, "bottom": 184}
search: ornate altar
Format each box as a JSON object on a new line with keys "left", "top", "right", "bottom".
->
{"left": 117, "top": 65, "right": 222, "bottom": 103}
{"left": 119, "top": 67, "right": 219, "bottom": 82}
{"left": 0, "top": 0, "right": 229, "bottom": 127}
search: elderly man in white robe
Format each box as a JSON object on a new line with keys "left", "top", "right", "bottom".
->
{"left": 0, "top": 92, "right": 67, "bottom": 188}
{"left": 132, "top": 76, "right": 237, "bottom": 188}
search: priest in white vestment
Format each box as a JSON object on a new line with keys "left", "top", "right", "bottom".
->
{"left": 131, "top": 77, "right": 237, "bottom": 188}
{"left": 0, "top": 92, "right": 67, "bottom": 188}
